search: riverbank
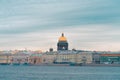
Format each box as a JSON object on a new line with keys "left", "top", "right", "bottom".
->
{"left": 29, "top": 63, "right": 120, "bottom": 67}
{"left": 1, "top": 63, "right": 120, "bottom": 67}
{"left": 29, "top": 63, "right": 70, "bottom": 66}
{"left": 82, "top": 63, "right": 120, "bottom": 67}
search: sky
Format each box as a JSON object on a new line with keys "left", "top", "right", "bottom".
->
{"left": 0, "top": 0, "right": 120, "bottom": 51}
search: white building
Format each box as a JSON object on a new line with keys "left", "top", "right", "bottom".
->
{"left": 55, "top": 50, "right": 93, "bottom": 64}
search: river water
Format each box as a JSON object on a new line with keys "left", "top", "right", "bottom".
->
{"left": 0, "top": 65, "right": 120, "bottom": 80}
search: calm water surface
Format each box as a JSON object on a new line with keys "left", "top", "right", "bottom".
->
{"left": 0, "top": 65, "right": 120, "bottom": 80}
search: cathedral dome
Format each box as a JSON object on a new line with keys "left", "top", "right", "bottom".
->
{"left": 57, "top": 33, "right": 68, "bottom": 51}
{"left": 58, "top": 33, "right": 67, "bottom": 42}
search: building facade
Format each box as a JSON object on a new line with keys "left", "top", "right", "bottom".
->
{"left": 42, "top": 52, "right": 57, "bottom": 64}
{"left": 11, "top": 52, "right": 29, "bottom": 65}
{"left": 0, "top": 53, "right": 12, "bottom": 65}
{"left": 100, "top": 54, "right": 120, "bottom": 64}
{"left": 29, "top": 53, "right": 43, "bottom": 64}
{"left": 54, "top": 51, "right": 93, "bottom": 64}
{"left": 92, "top": 52, "right": 100, "bottom": 64}
{"left": 55, "top": 50, "right": 77, "bottom": 64}
{"left": 77, "top": 52, "right": 93, "bottom": 64}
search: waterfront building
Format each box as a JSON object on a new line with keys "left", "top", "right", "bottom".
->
{"left": 29, "top": 51, "right": 57, "bottom": 64}
{"left": 42, "top": 51, "right": 57, "bottom": 64}
{"left": 29, "top": 53, "right": 43, "bottom": 64}
{"left": 77, "top": 52, "right": 93, "bottom": 64}
{"left": 54, "top": 50, "right": 93, "bottom": 64}
{"left": 55, "top": 50, "right": 77, "bottom": 64}
{"left": 0, "top": 53, "right": 12, "bottom": 65}
{"left": 57, "top": 33, "right": 68, "bottom": 51}
{"left": 92, "top": 52, "right": 100, "bottom": 64}
{"left": 11, "top": 52, "right": 29, "bottom": 65}
{"left": 100, "top": 54, "right": 120, "bottom": 64}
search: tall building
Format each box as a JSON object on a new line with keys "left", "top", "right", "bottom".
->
{"left": 57, "top": 33, "right": 68, "bottom": 51}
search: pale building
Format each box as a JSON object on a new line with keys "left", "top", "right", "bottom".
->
{"left": 29, "top": 53, "right": 43, "bottom": 64}
{"left": 54, "top": 51, "right": 93, "bottom": 64}
{"left": 92, "top": 52, "right": 100, "bottom": 64}
{"left": 0, "top": 53, "right": 12, "bottom": 64}
{"left": 42, "top": 52, "right": 57, "bottom": 64}
{"left": 11, "top": 52, "right": 29, "bottom": 65}
{"left": 55, "top": 50, "right": 77, "bottom": 64}
{"left": 76, "top": 52, "right": 93, "bottom": 64}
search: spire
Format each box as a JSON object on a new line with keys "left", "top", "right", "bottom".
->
{"left": 62, "top": 33, "right": 64, "bottom": 37}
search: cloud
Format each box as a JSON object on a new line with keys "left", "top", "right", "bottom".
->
{"left": 0, "top": 0, "right": 120, "bottom": 51}
{"left": 0, "top": 24, "right": 120, "bottom": 51}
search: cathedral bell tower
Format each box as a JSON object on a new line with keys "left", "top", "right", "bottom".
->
{"left": 57, "top": 33, "right": 68, "bottom": 51}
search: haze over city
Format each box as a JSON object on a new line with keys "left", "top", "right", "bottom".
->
{"left": 0, "top": 0, "right": 120, "bottom": 51}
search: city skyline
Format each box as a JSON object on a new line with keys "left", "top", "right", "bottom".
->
{"left": 0, "top": 0, "right": 120, "bottom": 51}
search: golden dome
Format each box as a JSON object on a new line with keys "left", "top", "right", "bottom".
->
{"left": 59, "top": 33, "right": 67, "bottom": 42}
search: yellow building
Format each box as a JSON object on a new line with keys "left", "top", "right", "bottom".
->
{"left": 42, "top": 52, "right": 57, "bottom": 64}
{"left": 0, "top": 53, "right": 12, "bottom": 64}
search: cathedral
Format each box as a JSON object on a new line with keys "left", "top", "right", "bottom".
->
{"left": 57, "top": 33, "right": 68, "bottom": 51}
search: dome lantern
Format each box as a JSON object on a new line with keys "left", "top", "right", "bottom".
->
{"left": 58, "top": 33, "right": 67, "bottom": 42}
